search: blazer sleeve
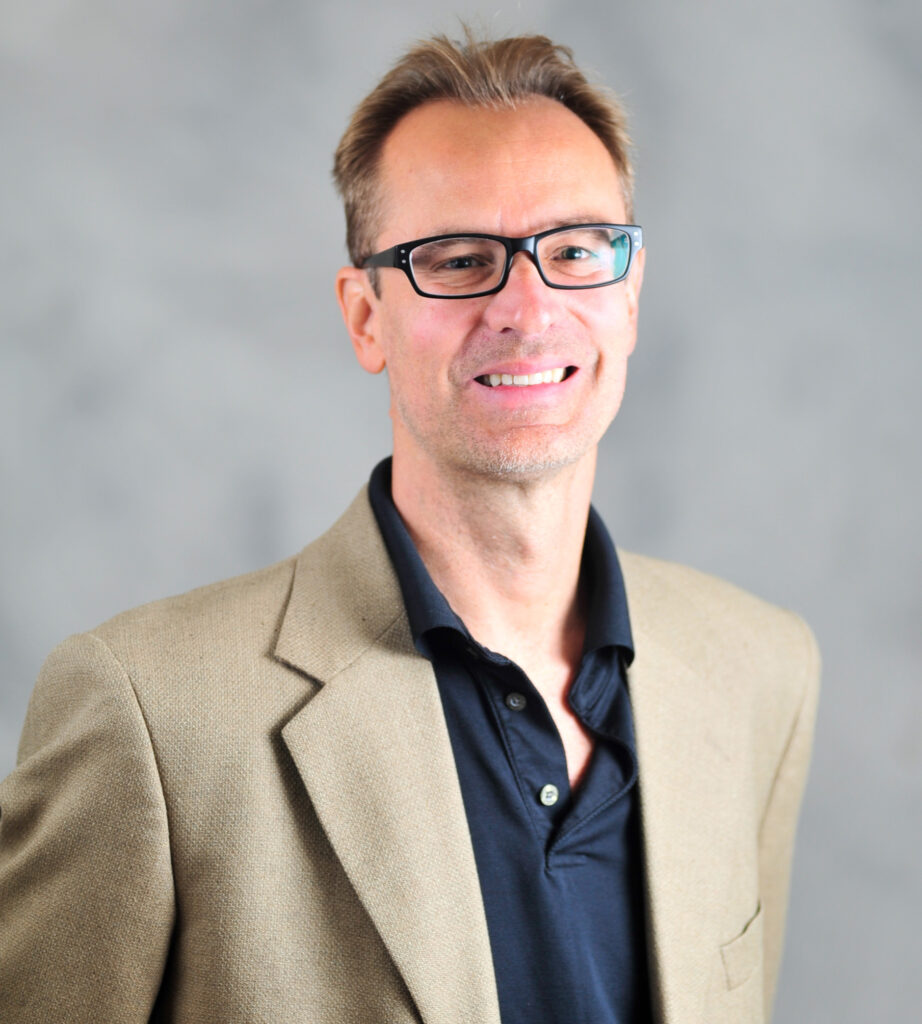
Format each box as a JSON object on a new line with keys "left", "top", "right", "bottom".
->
{"left": 0, "top": 632, "right": 175, "bottom": 1023}
{"left": 758, "top": 614, "right": 821, "bottom": 1019}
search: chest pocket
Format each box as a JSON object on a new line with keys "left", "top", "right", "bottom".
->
{"left": 719, "top": 902, "right": 763, "bottom": 989}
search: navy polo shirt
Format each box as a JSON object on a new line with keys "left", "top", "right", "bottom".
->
{"left": 368, "top": 459, "right": 651, "bottom": 1024}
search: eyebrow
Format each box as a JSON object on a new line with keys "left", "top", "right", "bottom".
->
{"left": 419, "top": 217, "right": 624, "bottom": 237}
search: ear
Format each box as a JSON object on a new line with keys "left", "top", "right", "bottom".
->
{"left": 336, "top": 266, "right": 386, "bottom": 374}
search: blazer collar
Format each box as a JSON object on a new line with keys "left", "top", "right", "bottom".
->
{"left": 275, "top": 488, "right": 500, "bottom": 1024}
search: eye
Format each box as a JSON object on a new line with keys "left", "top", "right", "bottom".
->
{"left": 556, "top": 245, "right": 594, "bottom": 261}
{"left": 438, "top": 254, "right": 490, "bottom": 271}
{"left": 411, "top": 239, "right": 499, "bottom": 275}
{"left": 410, "top": 238, "right": 503, "bottom": 294}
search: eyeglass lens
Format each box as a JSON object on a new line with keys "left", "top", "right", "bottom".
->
{"left": 408, "top": 226, "right": 631, "bottom": 296}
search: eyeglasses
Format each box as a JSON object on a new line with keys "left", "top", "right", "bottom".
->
{"left": 359, "top": 223, "right": 643, "bottom": 299}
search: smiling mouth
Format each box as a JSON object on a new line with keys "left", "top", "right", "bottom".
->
{"left": 475, "top": 366, "right": 576, "bottom": 387}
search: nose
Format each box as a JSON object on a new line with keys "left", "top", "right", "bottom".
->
{"left": 481, "top": 251, "right": 561, "bottom": 335}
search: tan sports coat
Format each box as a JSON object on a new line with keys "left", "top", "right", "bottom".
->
{"left": 0, "top": 488, "right": 819, "bottom": 1023}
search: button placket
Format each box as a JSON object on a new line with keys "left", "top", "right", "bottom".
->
{"left": 481, "top": 660, "right": 570, "bottom": 841}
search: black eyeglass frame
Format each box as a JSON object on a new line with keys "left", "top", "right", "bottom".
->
{"left": 359, "top": 223, "right": 644, "bottom": 299}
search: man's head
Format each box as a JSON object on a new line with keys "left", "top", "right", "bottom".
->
{"left": 333, "top": 31, "right": 634, "bottom": 271}
{"left": 334, "top": 32, "right": 644, "bottom": 486}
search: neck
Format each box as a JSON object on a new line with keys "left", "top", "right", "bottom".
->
{"left": 390, "top": 445, "right": 596, "bottom": 671}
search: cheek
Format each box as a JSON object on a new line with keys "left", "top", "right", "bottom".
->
{"left": 588, "top": 306, "right": 636, "bottom": 404}
{"left": 379, "top": 302, "right": 475, "bottom": 380}
{"left": 377, "top": 312, "right": 450, "bottom": 422}
{"left": 589, "top": 301, "right": 637, "bottom": 365}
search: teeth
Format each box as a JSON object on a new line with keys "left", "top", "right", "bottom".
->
{"left": 482, "top": 367, "right": 569, "bottom": 387}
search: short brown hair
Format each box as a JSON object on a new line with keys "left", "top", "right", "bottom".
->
{"left": 333, "top": 30, "right": 634, "bottom": 267}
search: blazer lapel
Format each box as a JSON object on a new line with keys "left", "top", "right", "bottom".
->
{"left": 275, "top": 490, "right": 500, "bottom": 1024}
{"left": 623, "top": 553, "right": 751, "bottom": 1024}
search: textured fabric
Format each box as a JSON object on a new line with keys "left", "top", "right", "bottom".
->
{"left": 0, "top": 486, "right": 819, "bottom": 1024}
{"left": 368, "top": 458, "right": 652, "bottom": 1023}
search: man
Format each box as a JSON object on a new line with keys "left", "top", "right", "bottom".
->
{"left": 0, "top": 32, "right": 819, "bottom": 1024}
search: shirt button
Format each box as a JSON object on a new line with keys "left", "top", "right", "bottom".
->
{"left": 504, "top": 691, "right": 527, "bottom": 711}
{"left": 539, "top": 784, "right": 559, "bottom": 807}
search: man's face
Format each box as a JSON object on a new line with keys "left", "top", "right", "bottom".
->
{"left": 338, "top": 96, "right": 644, "bottom": 483}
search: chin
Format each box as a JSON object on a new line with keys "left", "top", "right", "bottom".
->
{"left": 449, "top": 433, "right": 597, "bottom": 483}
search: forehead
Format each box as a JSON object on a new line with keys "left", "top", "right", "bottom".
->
{"left": 375, "top": 97, "right": 626, "bottom": 243}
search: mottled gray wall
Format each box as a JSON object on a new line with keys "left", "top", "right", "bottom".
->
{"left": 2, "top": 0, "right": 919, "bottom": 1018}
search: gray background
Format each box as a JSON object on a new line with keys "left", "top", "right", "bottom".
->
{"left": 2, "top": 0, "right": 919, "bottom": 1018}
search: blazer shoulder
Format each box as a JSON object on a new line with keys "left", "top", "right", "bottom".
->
{"left": 618, "top": 549, "right": 820, "bottom": 700}
{"left": 63, "top": 487, "right": 392, "bottom": 711}
{"left": 89, "top": 554, "right": 300, "bottom": 659}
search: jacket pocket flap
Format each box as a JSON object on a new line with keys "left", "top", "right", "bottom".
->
{"left": 719, "top": 903, "right": 762, "bottom": 990}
